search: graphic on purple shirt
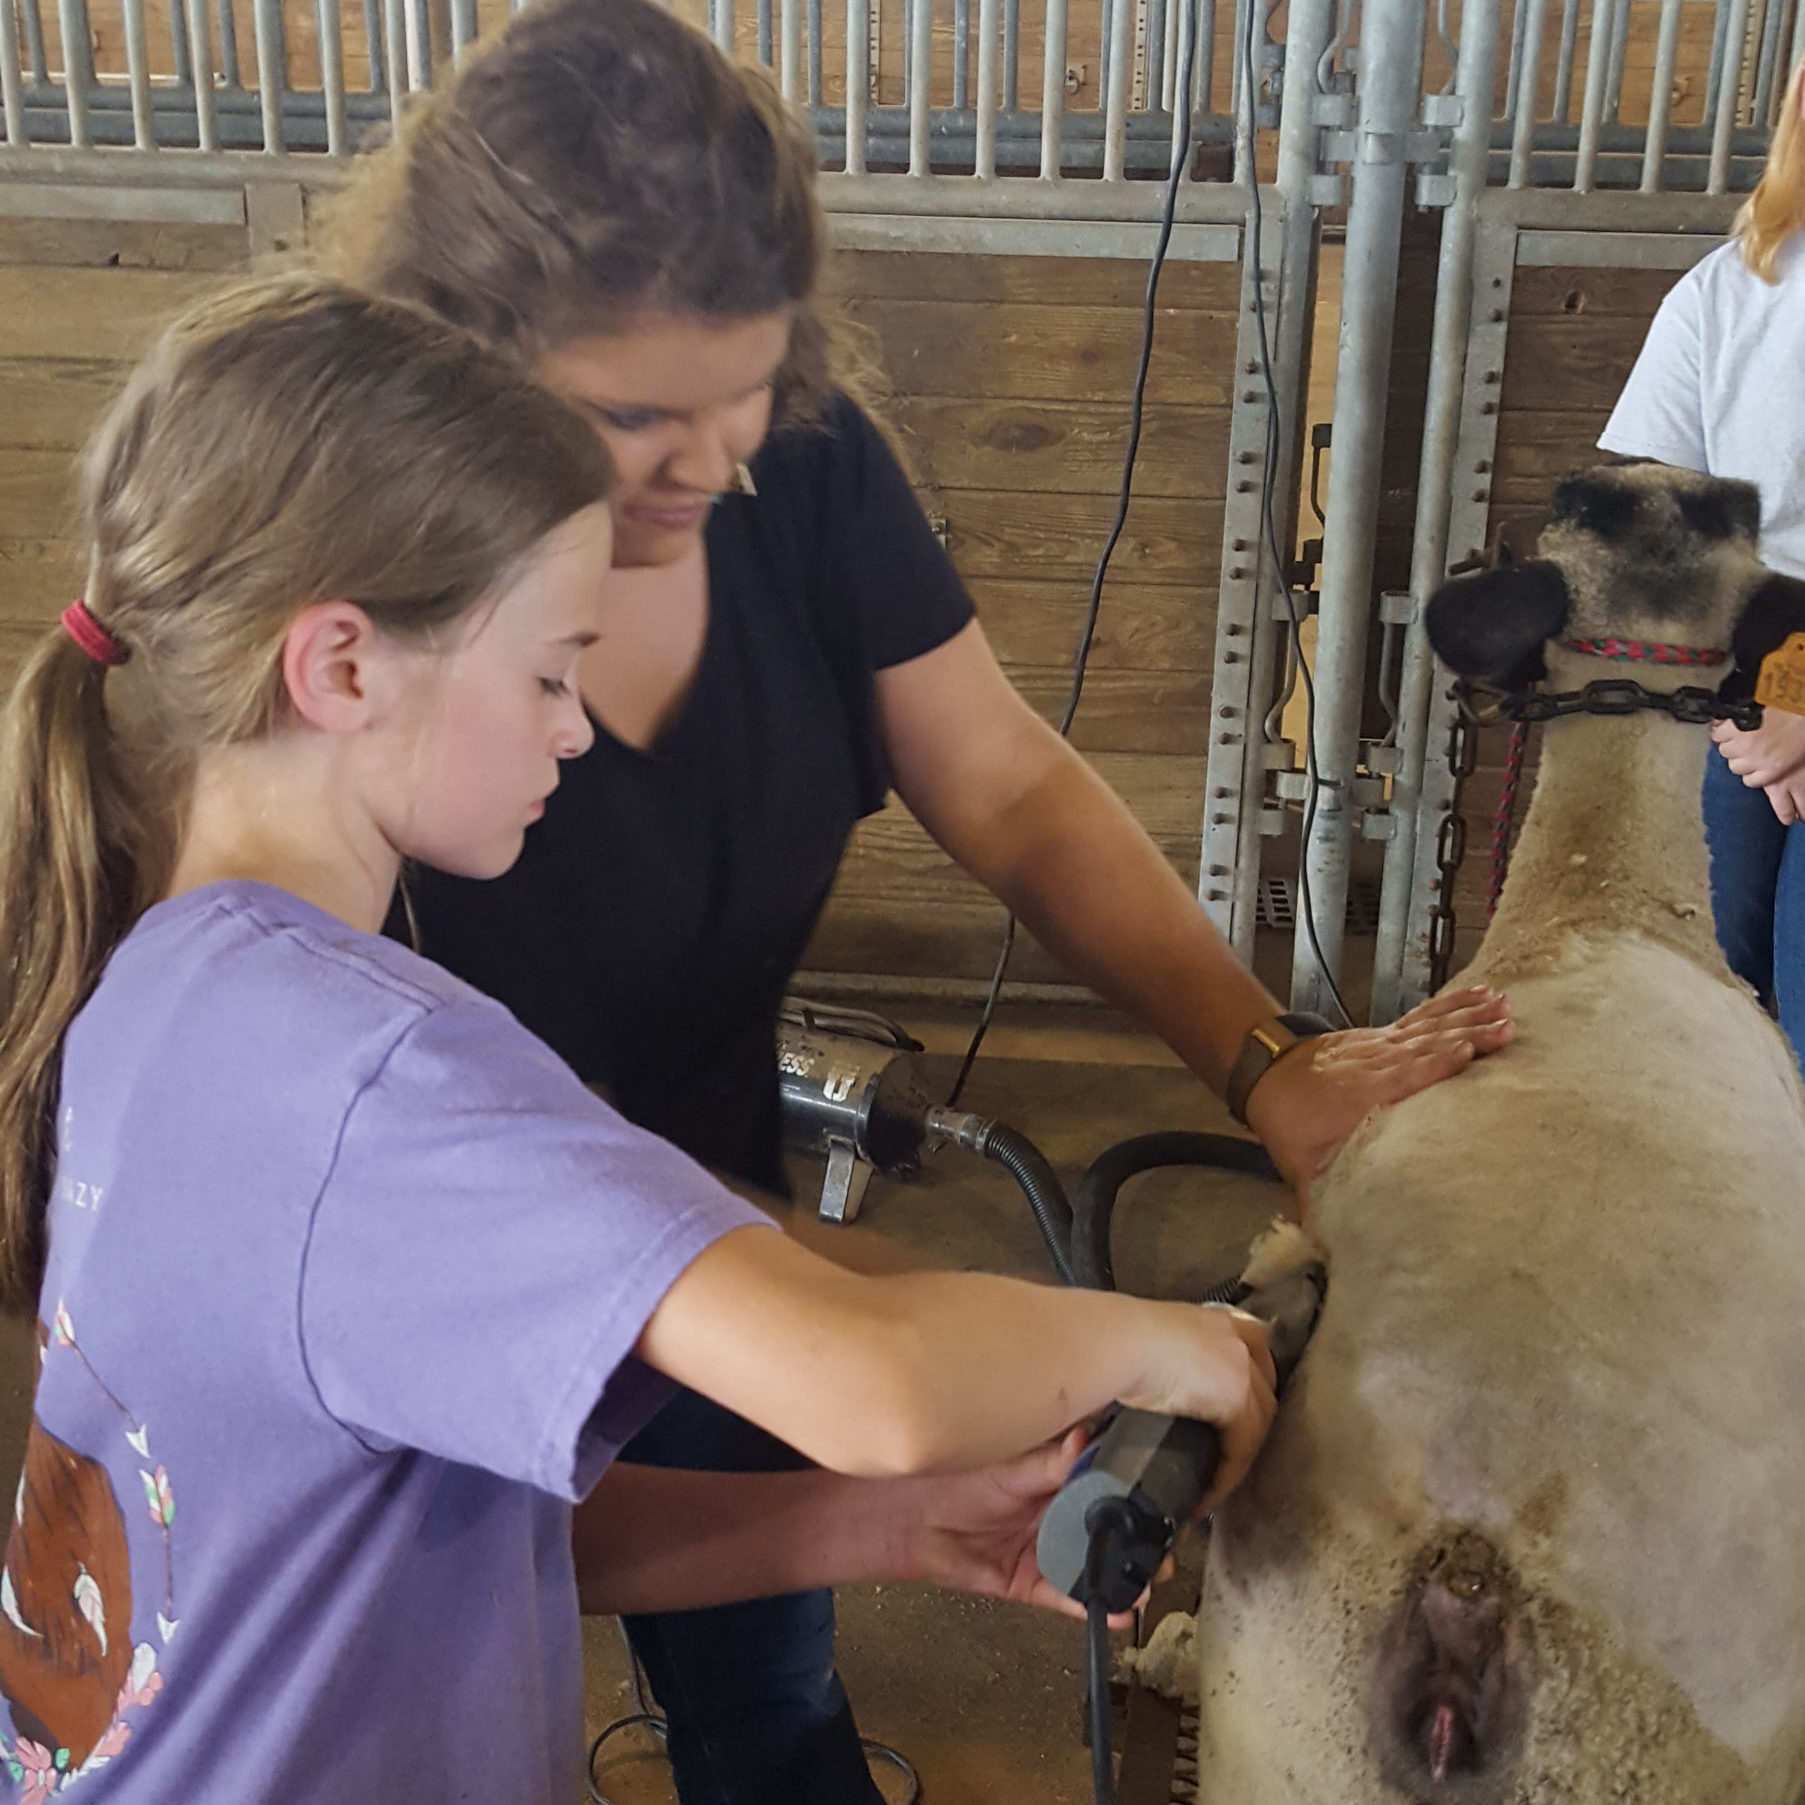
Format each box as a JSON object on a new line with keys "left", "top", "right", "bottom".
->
{"left": 0, "top": 882, "right": 766, "bottom": 1802}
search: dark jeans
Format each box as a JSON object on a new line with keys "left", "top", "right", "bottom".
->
{"left": 1703, "top": 745, "right": 1805, "bottom": 1069}
{"left": 620, "top": 1388, "right": 886, "bottom": 1805}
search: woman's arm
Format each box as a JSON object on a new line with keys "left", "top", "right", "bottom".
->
{"left": 636, "top": 1223, "right": 1275, "bottom": 1482}
{"left": 874, "top": 619, "right": 1513, "bottom": 1192}
{"left": 573, "top": 1433, "right": 1092, "bottom": 1617}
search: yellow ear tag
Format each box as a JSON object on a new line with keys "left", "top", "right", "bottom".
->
{"left": 1756, "top": 634, "right": 1805, "bottom": 713}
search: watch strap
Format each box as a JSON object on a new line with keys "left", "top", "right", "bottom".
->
{"left": 1225, "top": 1011, "right": 1335, "bottom": 1126}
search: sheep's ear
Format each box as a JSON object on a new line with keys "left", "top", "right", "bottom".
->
{"left": 1722, "top": 573, "right": 1805, "bottom": 703}
{"left": 1425, "top": 560, "right": 1572, "bottom": 687}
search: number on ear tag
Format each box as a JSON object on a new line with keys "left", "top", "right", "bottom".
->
{"left": 1756, "top": 634, "right": 1805, "bottom": 714}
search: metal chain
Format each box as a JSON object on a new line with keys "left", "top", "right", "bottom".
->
{"left": 1455, "top": 676, "right": 1762, "bottom": 731}
{"left": 1426, "top": 705, "right": 1477, "bottom": 989}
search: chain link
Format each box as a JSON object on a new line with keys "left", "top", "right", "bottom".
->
{"left": 1455, "top": 676, "right": 1763, "bottom": 731}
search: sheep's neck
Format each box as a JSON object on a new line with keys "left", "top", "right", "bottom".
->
{"left": 1467, "top": 710, "right": 1732, "bottom": 987}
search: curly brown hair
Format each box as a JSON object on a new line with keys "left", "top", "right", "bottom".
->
{"left": 317, "top": 0, "right": 876, "bottom": 429}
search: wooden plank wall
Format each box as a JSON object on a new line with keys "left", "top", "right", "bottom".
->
{"left": 1443, "top": 262, "right": 1686, "bottom": 971}
{"left": 0, "top": 210, "right": 1232, "bottom": 987}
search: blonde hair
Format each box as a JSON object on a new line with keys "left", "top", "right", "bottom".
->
{"left": 0, "top": 274, "right": 612, "bottom": 1315}
{"left": 314, "top": 0, "right": 883, "bottom": 429}
{"left": 1738, "top": 51, "right": 1805, "bottom": 281}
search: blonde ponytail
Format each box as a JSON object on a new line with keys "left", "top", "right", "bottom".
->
{"left": 1738, "top": 53, "right": 1805, "bottom": 282}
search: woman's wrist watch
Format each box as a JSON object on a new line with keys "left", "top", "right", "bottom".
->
{"left": 1224, "top": 1012, "right": 1335, "bottom": 1126}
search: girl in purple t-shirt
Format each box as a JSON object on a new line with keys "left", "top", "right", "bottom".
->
{"left": 0, "top": 276, "right": 1275, "bottom": 1803}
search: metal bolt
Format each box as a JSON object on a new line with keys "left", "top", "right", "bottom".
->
{"left": 1214, "top": 787, "right": 1232, "bottom": 799}
{"left": 1207, "top": 864, "right": 1229, "bottom": 877}
{"left": 1472, "top": 488, "right": 1488, "bottom": 502}
{"left": 1211, "top": 812, "right": 1231, "bottom": 825}
{"left": 1241, "top": 389, "right": 1260, "bottom": 403}
{"left": 1482, "top": 369, "right": 1501, "bottom": 385}
{"left": 1223, "top": 650, "right": 1240, "bottom": 663}
{"left": 1474, "top": 458, "right": 1491, "bottom": 473}
{"left": 1232, "top": 538, "right": 1249, "bottom": 552}
{"left": 1218, "top": 706, "right": 1236, "bottom": 719}
{"left": 1243, "top": 360, "right": 1260, "bottom": 374}
{"left": 1489, "top": 308, "right": 1505, "bottom": 323}
{"left": 1218, "top": 732, "right": 1236, "bottom": 744}
{"left": 1236, "top": 480, "right": 1256, "bottom": 493}
{"left": 1481, "top": 400, "right": 1497, "bottom": 415}
{"left": 1205, "top": 888, "right": 1226, "bottom": 901}
{"left": 1229, "top": 565, "right": 1247, "bottom": 580}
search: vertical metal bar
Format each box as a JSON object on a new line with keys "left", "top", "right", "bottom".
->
{"left": 170, "top": 0, "right": 192, "bottom": 87}
{"left": 1372, "top": 0, "right": 1505, "bottom": 1018}
{"left": 1100, "top": 0, "right": 1113, "bottom": 100}
{"left": 217, "top": 0, "right": 241, "bottom": 86}
{"left": 55, "top": 0, "right": 93, "bottom": 146}
{"left": 809, "top": 0, "right": 823, "bottom": 101}
{"left": 253, "top": 0, "right": 284, "bottom": 149}
{"left": 1040, "top": 0, "right": 1068, "bottom": 176}
{"left": 909, "top": 0, "right": 931, "bottom": 169}
{"left": 21, "top": 0, "right": 47, "bottom": 85}
{"left": 1103, "top": 0, "right": 1134, "bottom": 177}
{"left": 1641, "top": 0, "right": 1684, "bottom": 192}
{"left": 1169, "top": 0, "right": 1191, "bottom": 160}
{"left": 711, "top": 0, "right": 735, "bottom": 53}
{"left": 1575, "top": 0, "right": 1613, "bottom": 188}
{"left": 758, "top": 0, "right": 772, "bottom": 63}
{"left": 1194, "top": 0, "right": 1215, "bottom": 115}
{"left": 781, "top": 0, "right": 800, "bottom": 97}
{"left": 187, "top": 0, "right": 216, "bottom": 148}
{"left": 1552, "top": 0, "right": 1580, "bottom": 119}
{"left": 845, "top": 0, "right": 868, "bottom": 170}
{"left": 1292, "top": 0, "right": 1428, "bottom": 1015}
{"left": 384, "top": 0, "right": 407, "bottom": 128}
{"left": 405, "top": 0, "right": 429, "bottom": 88}
{"left": 953, "top": 0, "right": 967, "bottom": 104}
{"left": 1710, "top": 0, "right": 1754, "bottom": 188}
{"left": 449, "top": 0, "right": 476, "bottom": 55}
{"left": 0, "top": 0, "right": 27, "bottom": 146}
{"left": 363, "top": 0, "right": 382, "bottom": 88}
{"left": 1146, "top": 0, "right": 1166, "bottom": 110}
{"left": 320, "top": 0, "right": 348, "bottom": 151}
{"left": 1502, "top": 0, "right": 1529, "bottom": 124}
{"left": 1703, "top": 0, "right": 1733, "bottom": 128}
{"left": 1160, "top": 0, "right": 1178, "bottom": 107}
{"left": 123, "top": 0, "right": 155, "bottom": 146}
{"left": 1603, "top": 0, "right": 1630, "bottom": 119}
{"left": 1508, "top": 0, "right": 1549, "bottom": 185}
{"left": 1793, "top": 0, "right": 1805, "bottom": 88}
{"left": 1753, "top": 0, "right": 1788, "bottom": 123}
{"left": 975, "top": 0, "right": 997, "bottom": 172}
{"left": 1002, "top": 0, "right": 1018, "bottom": 106}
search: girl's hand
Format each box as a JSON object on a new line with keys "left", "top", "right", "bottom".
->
{"left": 1243, "top": 985, "right": 1514, "bottom": 1204}
{"left": 1765, "top": 774, "right": 1805, "bottom": 826}
{"left": 1713, "top": 709, "right": 1805, "bottom": 789}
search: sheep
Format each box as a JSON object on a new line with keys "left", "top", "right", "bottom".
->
{"left": 1191, "top": 462, "right": 1805, "bottom": 1805}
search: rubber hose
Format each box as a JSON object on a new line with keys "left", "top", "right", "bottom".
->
{"left": 980, "top": 1122, "right": 1077, "bottom": 1285}
{"left": 1072, "top": 1131, "right": 1281, "bottom": 1291}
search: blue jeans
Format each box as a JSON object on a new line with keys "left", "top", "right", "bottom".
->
{"left": 1703, "top": 746, "right": 1805, "bottom": 1068}
{"left": 620, "top": 1389, "right": 885, "bottom": 1805}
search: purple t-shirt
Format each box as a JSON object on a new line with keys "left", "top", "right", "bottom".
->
{"left": 0, "top": 881, "right": 767, "bottom": 1803}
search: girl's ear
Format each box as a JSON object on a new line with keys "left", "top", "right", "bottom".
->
{"left": 1425, "top": 560, "right": 1573, "bottom": 689}
{"left": 281, "top": 602, "right": 385, "bottom": 732}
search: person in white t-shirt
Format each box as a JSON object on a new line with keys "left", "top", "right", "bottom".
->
{"left": 1600, "top": 49, "right": 1805, "bottom": 1061}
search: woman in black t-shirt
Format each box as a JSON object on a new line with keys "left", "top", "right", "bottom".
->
{"left": 323, "top": 4, "right": 1513, "bottom": 1800}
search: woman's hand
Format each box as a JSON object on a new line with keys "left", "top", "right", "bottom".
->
{"left": 1243, "top": 985, "right": 1515, "bottom": 1203}
{"left": 1765, "top": 774, "right": 1805, "bottom": 825}
{"left": 1712, "top": 709, "right": 1805, "bottom": 789}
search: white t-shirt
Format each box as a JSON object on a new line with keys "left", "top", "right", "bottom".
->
{"left": 1599, "top": 233, "right": 1805, "bottom": 579}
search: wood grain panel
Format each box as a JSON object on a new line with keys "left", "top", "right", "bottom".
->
{"left": 826, "top": 251, "right": 1240, "bottom": 312}
{"left": 944, "top": 489, "right": 1218, "bottom": 586}
{"left": 1008, "top": 665, "right": 1208, "bottom": 752}
{"left": 1511, "top": 264, "right": 1693, "bottom": 320}
{"left": 0, "top": 218, "right": 249, "bottom": 272}
{"left": 848, "top": 298, "right": 1237, "bottom": 406}
{"left": 0, "top": 360, "right": 126, "bottom": 451}
{"left": 0, "top": 450, "right": 78, "bottom": 543}
{"left": 0, "top": 267, "right": 221, "bottom": 362}
{"left": 969, "top": 577, "right": 1213, "bottom": 671}
{"left": 895, "top": 396, "right": 1230, "bottom": 500}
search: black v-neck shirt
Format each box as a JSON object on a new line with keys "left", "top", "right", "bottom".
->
{"left": 395, "top": 396, "right": 973, "bottom": 1193}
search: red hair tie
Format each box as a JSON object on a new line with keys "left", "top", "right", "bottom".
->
{"left": 61, "top": 601, "right": 129, "bottom": 668}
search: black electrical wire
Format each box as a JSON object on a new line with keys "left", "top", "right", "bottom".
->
{"left": 946, "top": 14, "right": 1203, "bottom": 1111}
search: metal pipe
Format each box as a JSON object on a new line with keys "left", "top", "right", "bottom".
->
{"left": 712, "top": 0, "right": 735, "bottom": 53}
{"left": 1710, "top": 0, "right": 1754, "bottom": 189}
{"left": 758, "top": 0, "right": 771, "bottom": 64}
{"left": 123, "top": 0, "right": 154, "bottom": 146}
{"left": 1603, "top": 0, "right": 1630, "bottom": 120}
{"left": 449, "top": 0, "right": 475, "bottom": 55}
{"left": 217, "top": 0, "right": 240, "bottom": 85}
{"left": 1575, "top": 0, "right": 1614, "bottom": 188}
{"left": 1509, "top": 0, "right": 1550, "bottom": 186}
{"left": 363, "top": 0, "right": 381, "bottom": 88}
{"left": 975, "top": 0, "right": 998, "bottom": 173}
{"left": 1371, "top": 0, "right": 1505, "bottom": 1020}
{"left": 1100, "top": 0, "right": 1112, "bottom": 101}
{"left": 405, "top": 0, "right": 429, "bottom": 88}
{"left": 1040, "top": 0, "right": 1068, "bottom": 177}
{"left": 909, "top": 0, "right": 931, "bottom": 167}
{"left": 953, "top": 0, "right": 967, "bottom": 104}
{"left": 1147, "top": 0, "right": 1166, "bottom": 112}
{"left": 253, "top": 0, "right": 284, "bottom": 149}
{"left": 1003, "top": 0, "right": 1019, "bottom": 108}
{"left": 1230, "top": 0, "right": 1250, "bottom": 183}
{"left": 187, "top": 0, "right": 216, "bottom": 148}
{"left": 1194, "top": 0, "right": 1215, "bottom": 116}
{"left": 781, "top": 0, "right": 800, "bottom": 98}
{"left": 1103, "top": 0, "right": 1134, "bottom": 179}
{"left": 845, "top": 0, "right": 868, "bottom": 170}
{"left": 21, "top": 0, "right": 46, "bottom": 85}
{"left": 1703, "top": 0, "right": 1733, "bottom": 129}
{"left": 1552, "top": 0, "right": 1580, "bottom": 119}
{"left": 1641, "top": 0, "right": 1685, "bottom": 193}
{"left": 1502, "top": 0, "right": 1529, "bottom": 124}
{"left": 1160, "top": 0, "right": 1178, "bottom": 108}
{"left": 320, "top": 0, "right": 347, "bottom": 151}
{"left": 1, "top": 0, "right": 27, "bottom": 146}
{"left": 1753, "top": 0, "right": 1788, "bottom": 124}
{"left": 1292, "top": 0, "right": 1427, "bottom": 1015}
{"left": 810, "top": 0, "right": 823, "bottom": 101}
{"left": 384, "top": 0, "right": 407, "bottom": 129}
{"left": 55, "top": 0, "right": 92, "bottom": 146}
{"left": 170, "top": 0, "right": 192, "bottom": 86}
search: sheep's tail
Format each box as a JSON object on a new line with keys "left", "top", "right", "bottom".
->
{"left": 1374, "top": 1531, "right": 1526, "bottom": 1792}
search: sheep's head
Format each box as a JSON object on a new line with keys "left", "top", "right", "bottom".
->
{"left": 1426, "top": 462, "right": 1805, "bottom": 702}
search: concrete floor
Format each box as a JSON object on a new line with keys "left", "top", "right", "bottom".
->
{"left": 584, "top": 1005, "right": 1287, "bottom": 1805}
